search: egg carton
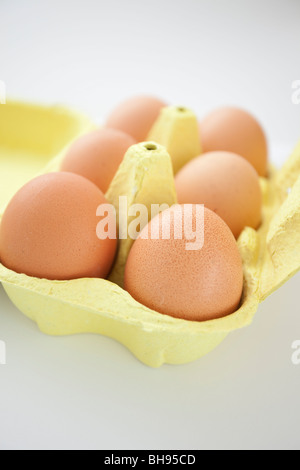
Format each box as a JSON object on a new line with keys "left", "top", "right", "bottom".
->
{"left": 0, "top": 101, "right": 299, "bottom": 367}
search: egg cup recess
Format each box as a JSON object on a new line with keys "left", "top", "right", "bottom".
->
{"left": 0, "top": 102, "right": 300, "bottom": 368}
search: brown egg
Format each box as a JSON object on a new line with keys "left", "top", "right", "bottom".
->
{"left": 124, "top": 205, "right": 243, "bottom": 322}
{"left": 61, "top": 128, "right": 136, "bottom": 193}
{"left": 106, "top": 95, "right": 167, "bottom": 142}
{"left": 175, "top": 151, "right": 262, "bottom": 239}
{"left": 200, "top": 107, "right": 268, "bottom": 176}
{"left": 0, "top": 172, "right": 117, "bottom": 280}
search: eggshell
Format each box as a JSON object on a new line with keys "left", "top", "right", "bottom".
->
{"left": 200, "top": 107, "right": 268, "bottom": 176}
{"left": 124, "top": 205, "right": 244, "bottom": 321}
{"left": 0, "top": 172, "right": 117, "bottom": 280}
{"left": 175, "top": 151, "right": 262, "bottom": 239}
{"left": 106, "top": 95, "right": 167, "bottom": 142}
{"left": 61, "top": 128, "right": 136, "bottom": 193}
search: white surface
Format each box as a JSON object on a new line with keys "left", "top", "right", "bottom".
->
{"left": 0, "top": 0, "right": 300, "bottom": 450}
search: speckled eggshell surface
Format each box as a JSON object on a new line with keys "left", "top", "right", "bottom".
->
{"left": 175, "top": 151, "right": 262, "bottom": 239}
{"left": 106, "top": 95, "right": 167, "bottom": 142}
{"left": 0, "top": 172, "right": 117, "bottom": 281}
{"left": 200, "top": 107, "right": 268, "bottom": 176}
{"left": 61, "top": 127, "right": 136, "bottom": 193}
{"left": 124, "top": 205, "right": 244, "bottom": 322}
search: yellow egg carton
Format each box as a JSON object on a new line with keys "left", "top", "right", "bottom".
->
{"left": 0, "top": 101, "right": 299, "bottom": 367}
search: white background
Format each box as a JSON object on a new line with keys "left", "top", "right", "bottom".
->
{"left": 0, "top": 0, "right": 300, "bottom": 450}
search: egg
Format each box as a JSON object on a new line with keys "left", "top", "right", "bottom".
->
{"left": 200, "top": 107, "right": 268, "bottom": 176}
{"left": 0, "top": 172, "right": 117, "bottom": 280}
{"left": 124, "top": 205, "right": 244, "bottom": 321}
{"left": 61, "top": 128, "right": 136, "bottom": 193}
{"left": 175, "top": 151, "right": 262, "bottom": 239}
{"left": 106, "top": 95, "right": 167, "bottom": 142}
